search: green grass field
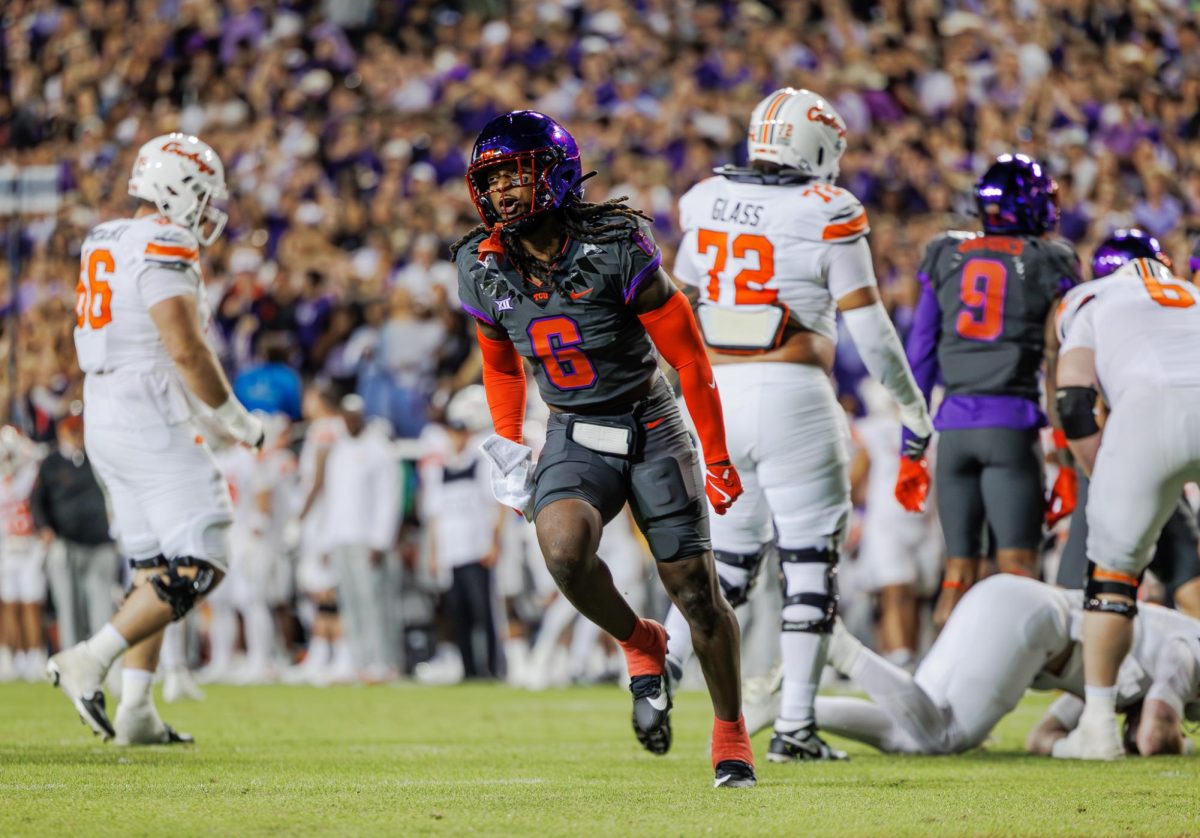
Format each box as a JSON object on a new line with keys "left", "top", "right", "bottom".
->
{"left": 1, "top": 682, "right": 1197, "bottom": 836}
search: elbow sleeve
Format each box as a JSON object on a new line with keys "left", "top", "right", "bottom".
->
{"left": 637, "top": 292, "right": 729, "bottom": 465}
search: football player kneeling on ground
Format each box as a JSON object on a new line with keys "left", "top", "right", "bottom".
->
{"left": 47, "top": 133, "right": 263, "bottom": 745}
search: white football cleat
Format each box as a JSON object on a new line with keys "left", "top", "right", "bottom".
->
{"left": 163, "top": 668, "right": 205, "bottom": 703}
{"left": 1052, "top": 713, "right": 1125, "bottom": 761}
{"left": 114, "top": 701, "right": 194, "bottom": 746}
{"left": 46, "top": 643, "right": 114, "bottom": 740}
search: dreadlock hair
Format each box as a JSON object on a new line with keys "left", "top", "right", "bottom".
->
{"left": 450, "top": 196, "right": 653, "bottom": 292}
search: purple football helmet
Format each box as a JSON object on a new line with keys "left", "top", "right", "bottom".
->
{"left": 974, "top": 154, "right": 1059, "bottom": 236}
{"left": 1091, "top": 228, "right": 1172, "bottom": 279}
{"left": 466, "top": 111, "right": 583, "bottom": 231}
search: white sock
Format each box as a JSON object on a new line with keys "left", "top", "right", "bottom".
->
{"left": 85, "top": 624, "right": 129, "bottom": 669}
{"left": 208, "top": 605, "right": 237, "bottom": 672}
{"left": 330, "top": 640, "right": 352, "bottom": 669}
{"left": 663, "top": 604, "right": 693, "bottom": 670}
{"left": 778, "top": 632, "right": 828, "bottom": 727}
{"left": 122, "top": 668, "right": 154, "bottom": 706}
{"left": 1083, "top": 685, "right": 1118, "bottom": 718}
{"left": 243, "top": 603, "right": 275, "bottom": 670}
{"left": 305, "top": 637, "right": 331, "bottom": 668}
{"left": 160, "top": 622, "right": 186, "bottom": 671}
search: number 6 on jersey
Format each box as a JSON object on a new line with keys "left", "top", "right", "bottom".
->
{"left": 76, "top": 248, "right": 115, "bottom": 330}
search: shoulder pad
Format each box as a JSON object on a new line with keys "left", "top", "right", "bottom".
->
{"left": 143, "top": 222, "right": 201, "bottom": 265}
{"left": 1055, "top": 282, "right": 1102, "bottom": 344}
{"left": 453, "top": 232, "right": 490, "bottom": 269}
{"left": 792, "top": 185, "right": 869, "bottom": 243}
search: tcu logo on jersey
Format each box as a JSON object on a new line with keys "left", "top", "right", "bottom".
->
{"left": 807, "top": 106, "right": 845, "bottom": 138}
{"left": 161, "top": 140, "right": 216, "bottom": 176}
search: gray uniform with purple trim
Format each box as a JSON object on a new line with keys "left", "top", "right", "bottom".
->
{"left": 455, "top": 218, "right": 711, "bottom": 561}
{"left": 908, "top": 232, "right": 1081, "bottom": 557}
{"left": 455, "top": 217, "right": 662, "bottom": 409}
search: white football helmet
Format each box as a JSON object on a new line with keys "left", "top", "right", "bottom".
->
{"left": 445, "top": 385, "right": 491, "bottom": 434}
{"left": 128, "top": 133, "right": 228, "bottom": 246}
{"left": 747, "top": 88, "right": 847, "bottom": 182}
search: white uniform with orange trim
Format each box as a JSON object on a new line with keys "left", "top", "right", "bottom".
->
{"left": 74, "top": 214, "right": 233, "bottom": 568}
{"left": 1058, "top": 259, "right": 1200, "bottom": 577}
{"left": 674, "top": 177, "right": 874, "bottom": 551}
{"left": 0, "top": 460, "right": 47, "bottom": 603}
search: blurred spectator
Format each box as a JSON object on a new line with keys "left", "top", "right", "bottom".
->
{"left": 321, "top": 396, "right": 401, "bottom": 682}
{"left": 422, "top": 387, "right": 504, "bottom": 680}
{"left": 233, "top": 334, "right": 304, "bottom": 420}
{"left": 30, "top": 408, "right": 118, "bottom": 649}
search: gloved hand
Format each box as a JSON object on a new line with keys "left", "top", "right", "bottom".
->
{"left": 1045, "top": 465, "right": 1078, "bottom": 527}
{"left": 215, "top": 397, "right": 264, "bottom": 449}
{"left": 705, "top": 462, "right": 743, "bottom": 515}
{"left": 480, "top": 434, "right": 535, "bottom": 520}
{"left": 895, "top": 456, "right": 931, "bottom": 513}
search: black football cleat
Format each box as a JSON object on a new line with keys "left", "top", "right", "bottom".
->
{"left": 767, "top": 722, "right": 848, "bottom": 762}
{"left": 714, "top": 760, "right": 757, "bottom": 788}
{"left": 630, "top": 671, "right": 673, "bottom": 756}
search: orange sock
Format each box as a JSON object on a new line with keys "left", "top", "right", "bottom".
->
{"left": 617, "top": 618, "right": 667, "bottom": 678}
{"left": 712, "top": 715, "right": 754, "bottom": 769}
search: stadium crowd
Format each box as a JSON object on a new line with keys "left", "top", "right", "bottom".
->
{"left": 4, "top": 0, "right": 1200, "bottom": 686}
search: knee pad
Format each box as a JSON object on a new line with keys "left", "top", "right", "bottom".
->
{"left": 1084, "top": 561, "right": 1140, "bottom": 619}
{"left": 150, "top": 558, "right": 221, "bottom": 622}
{"left": 713, "top": 547, "right": 768, "bottom": 608}
{"left": 778, "top": 547, "right": 838, "bottom": 633}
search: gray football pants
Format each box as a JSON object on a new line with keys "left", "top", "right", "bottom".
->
{"left": 333, "top": 545, "right": 393, "bottom": 671}
{"left": 44, "top": 540, "right": 120, "bottom": 648}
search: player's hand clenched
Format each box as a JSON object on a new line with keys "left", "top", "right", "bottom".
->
{"left": 705, "top": 461, "right": 743, "bottom": 515}
{"left": 895, "top": 456, "right": 931, "bottom": 513}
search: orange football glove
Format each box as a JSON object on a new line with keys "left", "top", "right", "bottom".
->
{"left": 895, "top": 457, "right": 931, "bottom": 513}
{"left": 1045, "top": 465, "right": 1078, "bottom": 528}
{"left": 705, "top": 463, "right": 743, "bottom": 515}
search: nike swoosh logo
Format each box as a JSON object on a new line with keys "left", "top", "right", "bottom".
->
{"left": 645, "top": 417, "right": 666, "bottom": 430}
{"left": 647, "top": 693, "right": 669, "bottom": 711}
{"left": 707, "top": 379, "right": 716, "bottom": 389}
{"left": 569, "top": 287, "right": 594, "bottom": 300}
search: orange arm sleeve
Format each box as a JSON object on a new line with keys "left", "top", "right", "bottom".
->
{"left": 476, "top": 325, "right": 526, "bottom": 444}
{"left": 637, "top": 291, "right": 729, "bottom": 465}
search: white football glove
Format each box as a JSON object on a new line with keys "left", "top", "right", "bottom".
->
{"left": 479, "top": 434, "right": 535, "bottom": 520}
{"left": 214, "top": 397, "right": 265, "bottom": 449}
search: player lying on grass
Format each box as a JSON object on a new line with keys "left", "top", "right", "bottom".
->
{"left": 454, "top": 111, "right": 753, "bottom": 788}
{"left": 813, "top": 575, "right": 1197, "bottom": 755}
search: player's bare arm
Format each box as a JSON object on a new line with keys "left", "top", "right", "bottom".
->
{"left": 149, "top": 294, "right": 262, "bottom": 448}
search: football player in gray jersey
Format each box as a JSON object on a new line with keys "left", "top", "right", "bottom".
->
{"left": 452, "top": 111, "right": 754, "bottom": 789}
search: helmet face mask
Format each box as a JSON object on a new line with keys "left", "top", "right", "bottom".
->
{"left": 466, "top": 111, "right": 583, "bottom": 232}
{"left": 129, "top": 133, "right": 229, "bottom": 246}
{"left": 1090, "top": 228, "right": 1172, "bottom": 279}
{"left": 746, "top": 88, "right": 847, "bottom": 182}
{"left": 975, "top": 154, "right": 1058, "bottom": 236}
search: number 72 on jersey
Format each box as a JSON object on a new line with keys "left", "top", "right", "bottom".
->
{"left": 695, "top": 230, "right": 777, "bottom": 305}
